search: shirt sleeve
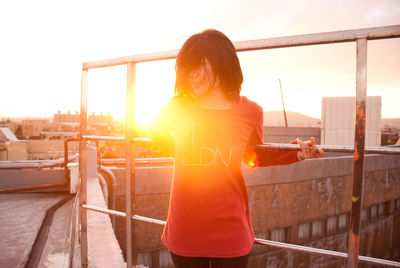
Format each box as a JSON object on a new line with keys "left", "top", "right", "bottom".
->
{"left": 148, "top": 98, "right": 176, "bottom": 156}
{"left": 243, "top": 105, "right": 299, "bottom": 167}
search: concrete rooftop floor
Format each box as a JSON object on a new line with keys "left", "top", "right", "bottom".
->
{"left": 0, "top": 193, "right": 79, "bottom": 268}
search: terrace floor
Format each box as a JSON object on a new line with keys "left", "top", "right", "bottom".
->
{"left": 0, "top": 192, "right": 80, "bottom": 267}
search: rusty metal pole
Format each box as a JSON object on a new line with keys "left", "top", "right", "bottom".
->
{"left": 347, "top": 38, "right": 367, "bottom": 268}
{"left": 79, "top": 69, "right": 89, "bottom": 267}
{"left": 125, "top": 62, "right": 137, "bottom": 267}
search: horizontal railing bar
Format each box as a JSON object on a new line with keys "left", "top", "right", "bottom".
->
{"left": 82, "top": 135, "right": 151, "bottom": 143}
{"left": 254, "top": 143, "right": 400, "bottom": 155}
{"left": 101, "top": 157, "right": 174, "bottom": 166}
{"left": 81, "top": 134, "right": 400, "bottom": 155}
{"left": 83, "top": 204, "right": 126, "bottom": 217}
{"left": 255, "top": 238, "right": 347, "bottom": 258}
{"left": 254, "top": 238, "right": 400, "bottom": 267}
{"left": 83, "top": 204, "right": 167, "bottom": 225}
{"left": 82, "top": 204, "right": 400, "bottom": 267}
{"left": 234, "top": 24, "right": 400, "bottom": 52}
{"left": 133, "top": 214, "right": 166, "bottom": 226}
{"left": 82, "top": 25, "right": 400, "bottom": 69}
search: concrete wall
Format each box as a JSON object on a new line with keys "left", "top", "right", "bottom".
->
{"left": 27, "top": 140, "right": 79, "bottom": 160}
{"left": 109, "top": 154, "right": 400, "bottom": 267}
{"left": 321, "top": 96, "right": 382, "bottom": 146}
{"left": 0, "top": 141, "right": 28, "bottom": 160}
{"left": 0, "top": 140, "right": 79, "bottom": 161}
{"left": 0, "top": 169, "right": 68, "bottom": 192}
{"left": 263, "top": 126, "right": 321, "bottom": 144}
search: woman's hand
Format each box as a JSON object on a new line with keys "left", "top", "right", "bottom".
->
{"left": 298, "top": 137, "right": 324, "bottom": 160}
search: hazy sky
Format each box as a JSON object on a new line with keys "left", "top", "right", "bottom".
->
{"left": 1, "top": 0, "right": 400, "bottom": 123}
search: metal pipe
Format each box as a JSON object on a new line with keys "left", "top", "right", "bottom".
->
{"left": 125, "top": 62, "right": 137, "bottom": 267}
{"left": 82, "top": 25, "right": 400, "bottom": 69}
{"left": 0, "top": 155, "right": 77, "bottom": 169}
{"left": 99, "top": 166, "right": 117, "bottom": 230}
{"left": 97, "top": 173, "right": 108, "bottom": 206}
{"left": 79, "top": 69, "right": 88, "bottom": 268}
{"left": 83, "top": 204, "right": 167, "bottom": 225}
{"left": 81, "top": 204, "right": 400, "bottom": 267}
{"left": 65, "top": 137, "right": 79, "bottom": 188}
{"left": 347, "top": 38, "right": 368, "bottom": 268}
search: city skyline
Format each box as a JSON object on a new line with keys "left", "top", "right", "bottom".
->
{"left": 1, "top": 0, "right": 400, "bottom": 124}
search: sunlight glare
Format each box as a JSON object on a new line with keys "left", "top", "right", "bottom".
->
{"left": 135, "top": 60, "right": 176, "bottom": 127}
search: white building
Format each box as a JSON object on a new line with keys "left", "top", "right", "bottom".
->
{"left": 321, "top": 96, "right": 381, "bottom": 146}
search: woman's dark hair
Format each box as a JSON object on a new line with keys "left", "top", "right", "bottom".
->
{"left": 175, "top": 29, "right": 243, "bottom": 101}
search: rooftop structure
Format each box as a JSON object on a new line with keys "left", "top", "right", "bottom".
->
{"left": 0, "top": 127, "right": 18, "bottom": 142}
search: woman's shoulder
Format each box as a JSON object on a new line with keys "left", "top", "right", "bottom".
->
{"left": 160, "top": 94, "right": 195, "bottom": 115}
{"left": 237, "top": 96, "right": 263, "bottom": 114}
{"left": 167, "top": 94, "right": 195, "bottom": 109}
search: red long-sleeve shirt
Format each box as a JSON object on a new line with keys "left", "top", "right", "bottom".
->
{"left": 150, "top": 95, "right": 299, "bottom": 257}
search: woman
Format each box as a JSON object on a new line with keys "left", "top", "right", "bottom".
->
{"left": 150, "top": 29, "right": 323, "bottom": 268}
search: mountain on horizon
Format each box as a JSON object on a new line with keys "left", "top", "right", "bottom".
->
{"left": 381, "top": 118, "right": 400, "bottom": 129}
{"left": 263, "top": 111, "right": 400, "bottom": 129}
{"left": 263, "top": 111, "right": 320, "bottom": 127}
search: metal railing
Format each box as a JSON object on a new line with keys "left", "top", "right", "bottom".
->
{"left": 78, "top": 25, "right": 400, "bottom": 268}
{"left": 81, "top": 203, "right": 400, "bottom": 267}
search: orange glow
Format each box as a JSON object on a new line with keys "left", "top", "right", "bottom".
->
{"left": 243, "top": 149, "right": 259, "bottom": 168}
{"left": 135, "top": 103, "right": 163, "bottom": 126}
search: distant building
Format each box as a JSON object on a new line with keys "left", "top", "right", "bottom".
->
{"left": 88, "top": 112, "right": 113, "bottom": 125}
{"left": 54, "top": 111, "right": 114, "bottom": 125}
{"left": 20, "top": 119, "right": 51, "bottom": 139}
{"left": 53, "top": 110, "right": 79, "bottom": 123}
{"left": 0, "top": 126, "right": 80, "bottom": 161}
{"left": 40, "top": 131, "right": 78, "bottom": 140}
{"left": 321, "top": 96, "right": 381, "bottom": 146}
{"left": 1, "top": 112, "right": 117, "bottom": 160}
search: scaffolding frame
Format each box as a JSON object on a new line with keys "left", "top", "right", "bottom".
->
{"left": 79, "top": 25, "right": 400, "bottom": 268}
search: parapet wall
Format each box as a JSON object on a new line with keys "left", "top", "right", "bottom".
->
{"left": 110, "top": 154, "right": 400, "bottom": 267}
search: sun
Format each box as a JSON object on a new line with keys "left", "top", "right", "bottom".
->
{"left": 134, "top": 60, "right": 176, "bottom": 127}
{"left": 135, "top": 99, "right": 165, "bottom": 126}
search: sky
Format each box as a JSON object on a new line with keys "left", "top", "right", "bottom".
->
{"left": 1, "top": 0, "right": 400, "bottom": 124}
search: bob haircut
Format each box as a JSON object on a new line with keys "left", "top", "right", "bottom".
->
{"left": 175, "top": 29, "right": 243, "bottom": 101}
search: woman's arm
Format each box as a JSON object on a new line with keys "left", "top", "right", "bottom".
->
{"left": 243, "top": 105, "right": 323, "bottom": 167}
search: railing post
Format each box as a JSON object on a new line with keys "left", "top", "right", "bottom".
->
{"left": 79, "top": 69, "right": 89, "bottom": 267}
{"left": 126, "top": 62, "right": 137, "bottom": 267}
{"left": 347, "top": 38, "right": 367, "bottom": 268}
